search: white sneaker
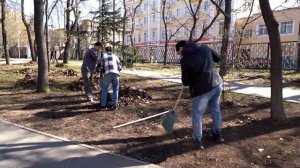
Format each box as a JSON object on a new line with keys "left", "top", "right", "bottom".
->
{"left": 88, "top": 98, "right": 96, "bottom": 104}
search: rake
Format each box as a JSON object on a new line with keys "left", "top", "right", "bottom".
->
{"left": 113, "top": 85, "right": 184, "bottom": 134}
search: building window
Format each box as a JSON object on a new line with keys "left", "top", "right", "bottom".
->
{"left": 280, "top": 21, "right": 293, "bottom": 34}
{"left": 144, "top": 4, "right": 147, "bottom": 11}
{"left": 218, "top": 21, "right": 224, "bottom": 35}
{"left": 162, "top": 31, "right": 165, "bottom": 39}
{"left": 193, "top": 26, "right": 197, "bottom": 38}
{"left": 204, "top": 1, "right": 209, "bottom": 12}
{"left": 144, "top": 17, "right": 147, "bottom": 24}
{"left": 144, "top": 32, "right": 147, "bottom": 42}
{"left": 152, "top": 14, "right": 156, "bottom": 22}
{"left": 220, "top": 0, "right": 225, "bottom": 8}
{"left": 134, "top": 36, "right": 136, "bottom": 42}
{"left": 152, "top": 0, "right": 156, "bottom": 8}
{"left": 244, "top": 29, "right": 252, "bottom": 38}
{"left": 176, "top": 8, "right": 180, "bottom": 17}
{"left": 152, "top": 29, "right": 156, "bottom": 41}
{"left": 202, "top": 21, "right": 207, "bottom": 35}
{"left": 193, "top": 4, "right": 197, "bottom": 12}
{"left": 185, "top": 7, "right": 189, "bottom": 15}
{"left": 138, "top": 34, "right": 141, "bottom": 42}
{"left": 257, "top": 24, "right": 268, "bottom": 36}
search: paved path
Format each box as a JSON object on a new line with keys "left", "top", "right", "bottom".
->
{"left": 0, "top": 120, "right": 161, "bottom": 168}
{"left": 122, "top": 69, "right": 300, "bottom": 104}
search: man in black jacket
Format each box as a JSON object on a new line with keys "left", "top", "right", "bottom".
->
{"left": 176, "top": 40, "right": 224, "bottom": 149}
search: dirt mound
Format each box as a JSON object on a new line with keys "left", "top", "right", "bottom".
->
{"left": 15, "top": 74, "right": 37, "bottom": 88}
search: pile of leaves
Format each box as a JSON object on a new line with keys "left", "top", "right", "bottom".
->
{"left": 119, "top": 84, "right": 152, "bottom": 106}
{"left": 49, "top": 68, "right": 78, "bottom": 76}
{"left": 237, "top": 74, "right": 268, "bottom": 80}
{"left": 67, "top": 76, "right": 100, "bottom": 91}
{"left": 14, "top": 68, "right": 34, "bottom": 75}
{"left": 23, "top": 61, "right": 37, "bottom": 66}
{"left": 15, "top": 74, "right": 37, "bottom": 88}
{"left": 67, "top": 78, "right": 152, "bottom": 106}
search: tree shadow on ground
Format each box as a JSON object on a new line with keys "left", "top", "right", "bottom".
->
{"left": 82, "top": 116, "right": 300, "bottom": 164}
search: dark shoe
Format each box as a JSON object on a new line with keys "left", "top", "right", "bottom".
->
{"left": 113, "top": 105, "right": 119, "bottom": 110}
{"left": 97, "top": 106, "right": 106, "bottom": 111}
{"left": 183, "top": 140, "right": 204, "bottom": 150}
{"left": 212, "top": 133, "right": 224, "bottom": 143}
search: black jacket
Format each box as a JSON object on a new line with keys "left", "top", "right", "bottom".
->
{"left": 181, "top": 43, "right": 222, "bottom": 98}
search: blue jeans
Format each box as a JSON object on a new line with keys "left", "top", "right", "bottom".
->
{"left": 100, "top": 73, "right": 120, "bottom": 107}
{"left": 192, "top": 84, "right": 222, "bottom": 141}
{"left": 81, "top": 66, "right": 93, "bottom": 99}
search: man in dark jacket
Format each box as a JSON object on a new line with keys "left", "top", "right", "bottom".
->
{"left": 176, "top": 40, "right": 223, "bottom": 149}
{"left": 81, "top": 42, "right": 102, "bottom": 103}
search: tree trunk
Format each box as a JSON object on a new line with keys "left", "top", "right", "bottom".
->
{"left": 1, "top": 0, "right": 10, "bottom": 65}
{"left": 259, "top": 0, "right": 286, "bottom": 121}
{"left": 63, "top": 0, "right": 71, "bottom": 64}
{"left": 34, "top": 0, "right": 49, "bottom": 92}
{"left": 21, "top": 0, "right": 36, "bottom": 62}
{"left": 45, "top": 0, "right": 50, "bottom": 71}
{"left": 219, "top": 0, "right": 231, "bottom": 78}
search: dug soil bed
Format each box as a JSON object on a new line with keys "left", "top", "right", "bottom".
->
{"left": 0, "top": 74, "right": 299, "bottom": 168}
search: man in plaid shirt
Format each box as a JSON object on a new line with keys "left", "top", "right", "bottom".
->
{"left": 98, "top": 46, "right": 122, "bottom": 111}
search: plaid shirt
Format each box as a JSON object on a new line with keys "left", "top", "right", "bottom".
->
{"left": 101, "top": 52, "right": 122, "bottom": 75}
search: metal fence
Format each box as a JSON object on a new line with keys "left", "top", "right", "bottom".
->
{"left": 135, "top": 41, "right": 300, "bottom": 70}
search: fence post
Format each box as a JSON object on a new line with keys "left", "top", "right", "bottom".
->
{"left": 297, "top": 41, "right": 300, "bottom": 72}
{"left": 266, "top": 42, "right": 270, "bottom": 69}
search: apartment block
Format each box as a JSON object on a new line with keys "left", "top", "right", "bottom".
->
{"left": 125, "top": 0, "right": 228, "bottom": 46}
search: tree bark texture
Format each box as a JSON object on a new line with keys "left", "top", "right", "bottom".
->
{"left": 219, "top": 0, "right": 231, "bottom": 78}
{"left": 1, "top": 0, "right": 10, "bottom": 65}
{"left": 259, "top": 0, "right": 286, "bottom": 121}
{"left": 34, "top": 0, "right": 49, "bottom": 92}
{"left": 21, "top": 0, "right": 36, "bottom": 62}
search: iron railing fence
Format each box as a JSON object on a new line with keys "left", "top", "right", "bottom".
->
{"left": 134, "top": 41, "right": 299, "bottom": 70}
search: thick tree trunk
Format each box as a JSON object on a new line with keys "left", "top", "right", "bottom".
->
{"left": 259, "top": 0, "right": 286, "bottom": 121}
{"left": 21, "top": 0, "right": 36, "bottom": 62}
{"left": 34, "top": 0, "right": 49, "bottom": 92}
{"left": 1, "top": 0, "right": 10, "bottom": 65}
{"left": 219, "top": 0, "right": 231, "bottom": 78}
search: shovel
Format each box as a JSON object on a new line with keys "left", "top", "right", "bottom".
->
{"left": 113, "top": 85, "right": 184, "bottom": 134}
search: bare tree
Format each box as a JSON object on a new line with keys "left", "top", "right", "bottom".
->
{"left": 121, "top": 0, "right": 129, "bottom": 59}
{"left": 161, "top": 0, "right": 186, "bottom": 65}
{"left": 219, "top": 0, "right": 231, "bottom": 78}
{"left": 259, "top": 0, "right": 286, "bottom": 121}
{"left": 45, "top": 0, "right": 60, "bottom": 70}
{"left": 21, "top": 0, "right": 36, "bottom": 62}
{"left": 1, "top": 0, "right": 10, "bottom": 65}
{"left": 63, "top": 0, "right": 81, "bottom": 64}
{"left": 34, "top": 0, "right": 49, "bottom": 92}
{"left": 128, "top": 0, "right": 143, "bottom": 49}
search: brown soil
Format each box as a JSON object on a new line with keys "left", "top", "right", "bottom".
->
{"left": 0, "top": 68, "right": 299, "bottom": 168}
